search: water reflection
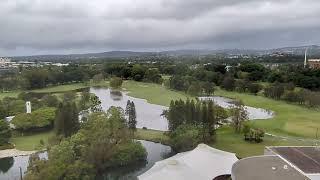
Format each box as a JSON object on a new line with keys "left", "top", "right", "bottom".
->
{"left": 99, "top": 140, "right": 172, "bottom": 180}
{"left": 90, "top": 87, "right": 169, "bottom": 131}
{"left": 0, "top": 141, "right": 171, "bottom": 179}
{"left": 0, "top": 157, "right": 14, "bottom": 173}
{"left": 199, "top": 96, "right": 274, "bottom": 120}
{"left": 110, "top": 90, "right": 123, "bottom": 101}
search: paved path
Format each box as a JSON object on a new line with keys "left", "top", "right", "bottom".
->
{"left": 265, "top": 133, "right": 320, "bottom": 145}
{"left": 0, "top": 149, "right": 36, "bottom": 158}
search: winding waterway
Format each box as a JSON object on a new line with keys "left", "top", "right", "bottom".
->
{"left": 199, "top": 96, "right": 274, "bottom": 120}
{"left": 0, "top": 87, "right": 274, "bottom": 179}
{"left": 0, "top": 141, "right": 172, "bottom": 180}
{"left": 90, "top": 87, "right": 169, "bottom": 131}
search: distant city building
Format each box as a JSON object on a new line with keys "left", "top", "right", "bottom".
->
{"left": 232, "top": 146, "right": 320, "bottom": 180}
{"left": 225, "top": 65, "right": 232, "bottom": 72}
{"left": 51, "top": 63, "right": 69, "bottom": 67}
{"left": 308, "top": 59, "right": 320, "bottom": 69}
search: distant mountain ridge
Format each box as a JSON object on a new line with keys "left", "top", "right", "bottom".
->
{"left": 9, "top": 45, "right": 320, "bottom": 61}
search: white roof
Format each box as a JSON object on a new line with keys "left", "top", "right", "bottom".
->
{"left": 139, "top": 144, "right": 238, "bottom": 180}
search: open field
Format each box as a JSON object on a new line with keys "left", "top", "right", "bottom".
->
{"left": 213, "top": 126, "right": 313, "bottom": 158}
{"left": 0, "top": 91, "right": 20, "bottom": 100}
{"left": 136, "top": 129, "right": 170, "bottom": 145}
{"left": 0, "top": 81, "right": 109, "bottom": 99}
{"left": 31, "top": 83, "right": 87, "bottom": 93}
{"left": 10, "top": 130, "right": 54, "bottom": 151}
{"left": 31, "top": 81, "right": 109, "bottom": 93}
{"left": 215, "top": 88, "right": 320, "bottom": 139}
{"left": 136, "top": 127, "right": 314, "bottom": 158}
{"left": 123, "top": 81, "right": 192, "bottom": 106}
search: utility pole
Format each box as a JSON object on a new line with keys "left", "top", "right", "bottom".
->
{"left": 19, "top": 167, "right": 23, "bottom": 180}
{"left": 304, "top": 48, "right": 308, "bottom": 68}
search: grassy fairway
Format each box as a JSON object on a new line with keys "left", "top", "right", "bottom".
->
{"left": 31, "top": 83, "right": 87, "bottom": 93}
{"left": 2, "top": 80, "right": 319, "bottom": 157}
{"left": 31, "top": 81, "right": 109, "bottom": 93}
{"left": 0, "top": 91, "right": 20, "bottom": 100}
{"left": 213, "top": 126, "right": 312, "bottom": 158}
{"left": 123, "top": 81, "right": 192, "bottom": 106}
{"left": 215, "top": 88, "right": 320, "bottom": 139}
{"left": 10, "top": 131, "right": 54, "bottom": 151}
{"left": 136, "top": 129, "right": 170, "bottom": 145}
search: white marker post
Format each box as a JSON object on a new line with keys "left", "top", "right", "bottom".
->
{"left": 26, "top": 101, "right": 31, "bottom": 113}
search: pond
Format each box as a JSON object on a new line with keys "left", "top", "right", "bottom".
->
{"left": 0, "top": 152, "right": 47, "bottom": 180}
{"left": 0, "top": 141, "right": 172, "bottom": 180}
{"left": 90, "top": 87, "right": 169, "bottom": 131}
{"left": 198, "top": 96, "right": 274, "bottom": 120}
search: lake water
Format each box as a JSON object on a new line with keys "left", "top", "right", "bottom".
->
{"left": 0, "top": 141, "right": 172, "bottom": 180}
{"left": 199, "top": 96, "right": 274, "bottom": 120}
{"left": 90, "top": 87, "right": 169, "bottom": 131}
{"left": 0, "top": 152, "right": 47, "bottom": 180}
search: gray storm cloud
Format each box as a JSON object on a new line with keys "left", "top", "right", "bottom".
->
{"left": 0, "top": 0, "right": 320, "bottom": 56}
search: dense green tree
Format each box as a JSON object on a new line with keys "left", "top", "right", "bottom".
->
{"left": 42, "top": 95, "right": 59, "bottom": 107}
{"left": 247, "top": 83, "right": 262, "bottom": 95}
{"left": 110, "top": 77, "right": 123, "bottom": 89}
{"left": 92, "top": 73, "right": 104, "bottom": 84}
{"left": 12, "top": 107, "right": 56, "bottom": 131}
{"left": 231, "top": 100, "right": 248, "bottom": 133}
{"left": 202, "top": 82, "right": 215, "bottom": 95}
{"left": 187, "top": 82, "right": 201, "bottom": 96}
{"left": 23, "top": 69, "right": 49, "bottom": 89}
{"left": 170, "top": 125, "right": 202, "bottom": 152}
{"left": 131, "top": 65, "right": 146, "bottom": 81}
{"left": 264, "top": 83, "right": 285, "bottom": 100}
{"left": 55, "top": 102, "right": 79, "bottom": 137}
{"left": 90, "top": 95, "right": 103, "bottom": 112}
{"left": 0, "top": 120, "right": 11, "bottom": 146}
{"left": 128, "top": 101, "right": 137, "bottom": 132}
{"left": 144, "top": 68, "right": 163, "bottom": 84}
{"left": 207, "top": 100, "right": 216, "bottom": 136}
{"left": 221, "top": 76, "right": 235, "bottom": 91}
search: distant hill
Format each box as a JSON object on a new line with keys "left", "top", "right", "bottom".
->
{"left": 11, "top": 51, "right": 156, "bottom": 61}
{"left": 9, "top": 45, "right": 320, "bottom": 61}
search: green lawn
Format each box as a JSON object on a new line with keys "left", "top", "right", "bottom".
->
{"left": 215, "top": 88, "right": 320, "bottom": 139}
{"left": 10, "top": 130, "right": 54, "bottom": 151}
{"left": 31, "top": 83, "right": 88, "bottom": 93}
{"left": 122, "top": 81, "right": 320, "bottom": 157}
{"left": 3, "top": 80, "right": 320, "bottom": 157}
{"left": 0, "top": 91, "right": 20, "bottom": 100}
{"left": 123, "top": 81, "right": 192, "bottom": 106}
{"left": 213, "top": 126, "right": 312, "bottom": 158}
{"left": 136, "top": 129, "right": 170, "bottom": 145}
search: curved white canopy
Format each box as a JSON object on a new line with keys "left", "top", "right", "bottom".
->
{"left": 139, "top": 144, "right": 238, "bottom": 180}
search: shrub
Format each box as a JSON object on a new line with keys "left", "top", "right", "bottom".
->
{"left": 110, "top": 77, "right": 123, "bottom": 89}
{"left": 170, "top": 125, "right": 202, "bottom": 152}
{"left": 247, "top": 83, "right": 262, "bottom": 95}
{"left": 243, "top": 126, "right": 265, "bottom": 143}
{"left": 12, "top": 107, "right": 56, "bottom": 131}
{"left": 221, "top": 76, "right": 235, "bottom": 91}
{"left": 108, "top": 141, "right": 147, "bottom": 167}
{"left": 0, "top": 120, "right": 11, "bottom": 146}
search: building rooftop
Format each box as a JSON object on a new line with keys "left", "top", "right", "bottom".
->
{"left": 269, "top": 146, "right": 320, "bottom": 174}
{"left": 232, "top": 155, "right": 310, "bottom": 180}
{"left": 139, "top": 144, "right": 238, "bottom": 180}
{"left": 309, "top": 59, "right": 320, "bottom": 62}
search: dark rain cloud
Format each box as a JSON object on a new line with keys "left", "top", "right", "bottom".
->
{"left": 0, "top": 0, "right": 319, "bottom": 56}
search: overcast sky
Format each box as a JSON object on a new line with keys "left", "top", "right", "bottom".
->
{"left": 1, "top": 0, "right": 320, "bottom": 56}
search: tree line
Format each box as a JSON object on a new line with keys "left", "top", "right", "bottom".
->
{"left": 164, "top": 99, "right": 227, "bottom": 151}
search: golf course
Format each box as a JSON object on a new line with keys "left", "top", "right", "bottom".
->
{"left": 1, "top": 80, "right": 319, "bottom": 157}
